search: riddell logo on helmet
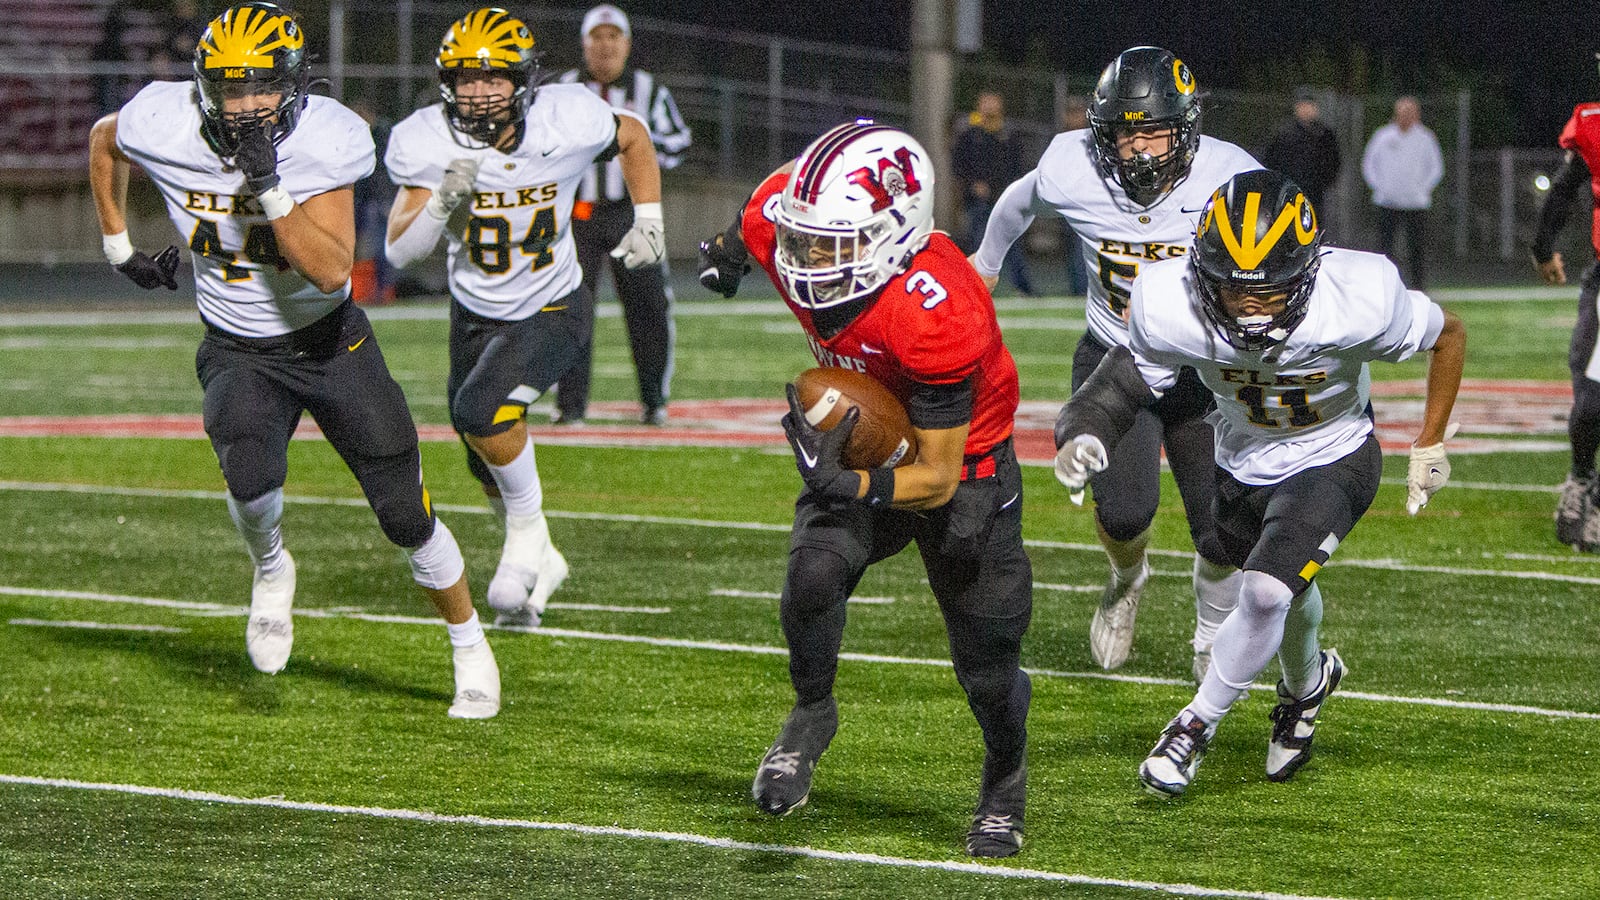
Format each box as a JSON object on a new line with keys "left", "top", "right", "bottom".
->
{"left": 1232, "top": 269, "right": 1266, "bottom": 281}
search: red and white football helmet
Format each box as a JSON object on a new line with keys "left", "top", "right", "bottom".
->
{"left": 775, "top": 121, "right": 936, "bottom": 309}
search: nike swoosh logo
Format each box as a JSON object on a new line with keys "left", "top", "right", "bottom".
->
{"left": 1000, "top": 493, "right": 1020, "bottom": 510}
{"left": 541, "top": 304, "right": 568, "bottom": 312}
{"left": 542, "top": 148, "right": 556, "bottom": 156}
{"left": 798, "top": 444, "right": 819, "bottom": 470}
{"left": 860, "top": 344, "right": 883, "bottom": 355}
{"left": 347, "top": 336, "right": 367, "bottom": 352}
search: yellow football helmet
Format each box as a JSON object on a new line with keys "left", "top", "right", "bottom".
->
{"left": 193, "top": 1, "right": 310, "bottom": 156}
{"left": 436, "top": 8, "right": 541, "bottom": 146}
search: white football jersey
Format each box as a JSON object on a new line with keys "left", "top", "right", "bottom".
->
{"left": 1127, "top": 248, "right": 1445, "bottom": 484}
{"left": 116, "top": 80, "right": 374, "bottom": 338}
{"left": 386, "top": 84, "right": 619, "bottom": 321}
{"left": 981, "top": 130, "right": 1258, "bottom": 348}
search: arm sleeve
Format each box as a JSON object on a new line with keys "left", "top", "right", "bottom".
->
{"left": 384, "top": 203, "right": 449, "bottom": 269}
{"left": 1054, "top": 344, "right": 1157, "bottom": 450}
{"left": 1532, "top": 151, "right": 1589, "bottom": 263}
{"left": 905, "top": 376, "right": 974, "bottom": 431}
{"left": 970, "top": 169, "right": 1044, "bottom": 276}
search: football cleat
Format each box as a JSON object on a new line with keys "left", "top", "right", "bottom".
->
{"left": 1089, "top": 560, "right": 1150, "bottom": 669}
{"left": 488, "top": 513, "right": 568, "bottom": 626}
{"left": 965, "top": 760, "right": 1026, "bottom": 858}
{"left": 245, "top": 551, "right": 295, "bottom": 674}
{"left": 752, "top": 696, "right": 838, "bottom": 816}
{"left": 1139, "top": 712, "right": 1211, "bottom": 799}
{"left": 1554, "top": 473, "right": 1592, "bottom": 549}
{"left": 1266, "top": 648, "right": 1344, "bottom": 782}
{"left": 447, "top": 639, "right": 501, "bottom": 719}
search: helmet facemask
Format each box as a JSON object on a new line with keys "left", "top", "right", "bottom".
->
{"left": 1089, "top": 111, "right": 1199, "bottom": 205}
{"left": 774, "top": 212, "right": 900, "bottom": 309}
{"left": 193, "top": 2, "right": 310, "bottom": 157}
{"left": 1194, "top": 252, "right": 1321, "bottom": 351}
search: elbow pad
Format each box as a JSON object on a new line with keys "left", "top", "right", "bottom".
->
{"left": 1054, "top": 345, "right": 1156, "bottom": 451}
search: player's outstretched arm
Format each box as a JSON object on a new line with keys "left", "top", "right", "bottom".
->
{"left": 968, "top": 170, "right": 1042, "bottom": 290}
{"left": 89, "top": 113, "right": 179, "bottom": 290}
{"left": 1406, "top": 309, "right": 1467, "bottom": 515}
{"left": 610, "top": 113, "right": 665, "bottom": 269}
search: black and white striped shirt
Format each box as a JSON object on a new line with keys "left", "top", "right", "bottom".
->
{"left": 558, "top": 66, "right": 692, "bottom": 204}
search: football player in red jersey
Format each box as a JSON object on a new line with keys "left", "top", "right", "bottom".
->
{"left": 699, "top": 121, "right": 1032, "bottom": 858}
{"left": 1532, "top": 79, "right": 1600, "bottom": 552}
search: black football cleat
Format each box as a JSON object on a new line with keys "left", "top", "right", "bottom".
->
{"left": 752, "top": 697, "right": 838, "bottom": 816}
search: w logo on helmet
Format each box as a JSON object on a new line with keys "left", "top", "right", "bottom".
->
{"left": 846, "top": 148, "right": 924, "bottom": 212}
{"left": 1206, "top": 188, "right": 1318, "bottom": 271}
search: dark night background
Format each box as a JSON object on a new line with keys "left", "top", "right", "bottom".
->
{"left": 536, "top": 0, "right": 1600, "bottom": 147}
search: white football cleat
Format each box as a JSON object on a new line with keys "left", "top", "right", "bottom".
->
{"left": 1139, "top": 712, "right": 1211, "bottom": 799}
{"left": 1266, "top": 648, "right": 1344, "bottom": 781}
{"left": 447, "top": 639, "right": 501, "bottom": 719}
{"left": 245, "top": 551, "right": 295, "bottom": 674}
{"left": 1089, "top": 560, "right": 1149, "bottom": 669}
{"left": 487, "top": 513, "right": 568, "bottom": 626}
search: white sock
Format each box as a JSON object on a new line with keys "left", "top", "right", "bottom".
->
{"left": 446, "top": 611, "right": 486, "bottom": 649}
{"left": 1189, "top": 570, "right": 1292, "bottom": 724}
{"left": 486, "top": 435, "right": 544, "bottom": 519}
{"left": 1277, "top": 581, "right": 1325, "bottom": 698}
{"left": 227, "top": 489, "right": 288, "bottom": 576}
{"left": 1192, "top": 556, "right": 1241, "bottom": 650}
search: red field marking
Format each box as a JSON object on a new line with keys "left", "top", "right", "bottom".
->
{"left": 0, "top": 380, "right": 1570, "bottom": 461}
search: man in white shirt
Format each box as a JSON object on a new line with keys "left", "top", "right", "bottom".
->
{"left": 1361, "top": 96, "right": 1444, "bottom": 288}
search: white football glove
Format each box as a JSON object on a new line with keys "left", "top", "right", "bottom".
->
{"left": 611, "top": 211, "right": 665, "bottom": 269}
{"left": 1406, "top": 422, "right": 1460, "bottom": 516}
{"left": 426, "top": 158, "right": 480, "bottom": 219}
{"left": 1054, "top": 434, "right": 1108, "bottom": 506}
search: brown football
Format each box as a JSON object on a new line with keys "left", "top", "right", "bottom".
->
{"left": 792, "top": 367, "right": 919, "bottom": 469}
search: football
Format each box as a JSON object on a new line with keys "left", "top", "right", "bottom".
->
{"left": 791, "top": 367, "right": 919, "bottom": 469}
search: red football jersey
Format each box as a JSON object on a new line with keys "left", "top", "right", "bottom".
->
{"left": 743, "top": 171, "right": 1019, "bottom": 457}
{"left": 1559, "top": 102, "right": 1600, "bottom": 259}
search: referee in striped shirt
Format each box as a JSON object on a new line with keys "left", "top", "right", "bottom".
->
{"left": 555, "top": 4, "right": 692, "bottom": 426}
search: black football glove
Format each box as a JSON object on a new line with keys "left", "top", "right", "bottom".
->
{"left": 116, "top": 245, "right": 181, "bottom": 290}
{"left": 234, "top": 122, "right": 281, "bottom": 194}
{"left": 698, "top": 229, "right": 750, "bottom": 298}
{"left": 781, "top": 382, "right": 861, "bottom": 500}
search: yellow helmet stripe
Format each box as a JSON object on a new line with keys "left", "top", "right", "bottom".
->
{"left": 1212, "top": 191, "right": 1304, "bottom": 271}
{"left": 200, "top": 6, "right": 303, "bottom": 70}
{"left": 440, "top": 8, "right": 534, "bottom": 68}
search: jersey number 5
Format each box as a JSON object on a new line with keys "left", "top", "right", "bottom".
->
{"left": 1097, "top": 252, "right": 1138, "bottom": 318}
{"left": 466, "top": 208, "right": 557, "bottom": 275}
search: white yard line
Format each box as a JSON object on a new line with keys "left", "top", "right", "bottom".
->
{"left": 0, "top": 773, "right": 1345, "bottom": 900}
{"left": 2, "top": 583, "right": 1595, "bottom": 722}
{"left": 7, "top": 618, "right": 185, "bottom": 633}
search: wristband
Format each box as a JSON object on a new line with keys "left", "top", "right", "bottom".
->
{"left": 257, "top": 185, "right": 294, "bottom": 221}
{"left": 633, "top": 201, "right": 663, "bottom": 221}
{"left": 863, "top": 467, "right": 895, "bottom": 508}
{"left": 103, "top": 231, "right": 135, "bottom": 266}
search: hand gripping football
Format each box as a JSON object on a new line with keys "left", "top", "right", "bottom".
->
{"left": 791, "top": 367, "right": 919, "bottom": 469}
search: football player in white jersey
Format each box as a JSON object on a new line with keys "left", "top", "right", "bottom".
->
{"left": 1054, "top": 170, "right": 1466, "bottom": 796}
{"left": 971, "top": 47, "right": 1262, "bottom": 681}
{"left": 86, "top": 2, "right": 501, "bottom": 719}
{"left": 383, "top": 8, "right": 664, "bottom": 629}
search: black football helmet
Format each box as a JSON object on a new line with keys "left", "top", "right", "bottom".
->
{"left": 436, "top": 8, "right": 541, "bottom": 147}
{"left": 1088, "top": 46, "right": 1202, "bottom": 206}
{"left": 1192, "top": 170, "right": 1325, "bottom": 351}
{"left": 193, "top": 2, "right": 311, "bottom": 157}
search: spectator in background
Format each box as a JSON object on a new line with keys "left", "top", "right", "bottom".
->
{"left": 156, "top": 0, "right": 209, "bottom": 76}
{"left": 1530, "top": 88, "right": 1600, "bottom": 552}
{"left": 555, "top": 4, "right": 691, "bottom": 427}
{"left": 92, "top": 6, "right": 129, "bottom": 117}
{"left": 1361, "top": 95, "right": 1443, "bottom": 288}
{"left": 1058, "top": 96, "right": 1089, "bottom": 295}
{"left": 953, "top": 91, "right": 1035, "bottom": 296}
{"left": 1263, "top": 88, "right": 1341, "bottom": 214}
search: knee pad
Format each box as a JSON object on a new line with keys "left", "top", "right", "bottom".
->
{"left": 215, "top": 437, "right": 289, "bottom": 504}
{"left": 1237, "top": 570, "right": 1293, "bottom": 622}
{"left": 782, "top": 546, "right": 854, "bottom": 614}
{"left": 407, "top": 519, "right": 465, "bottom": 590}
{"left": 1094, "top": 499, "right": 1157, "bottom": 542}
{"left": 450, "top": 391, "right": 526, "bottom": 440}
